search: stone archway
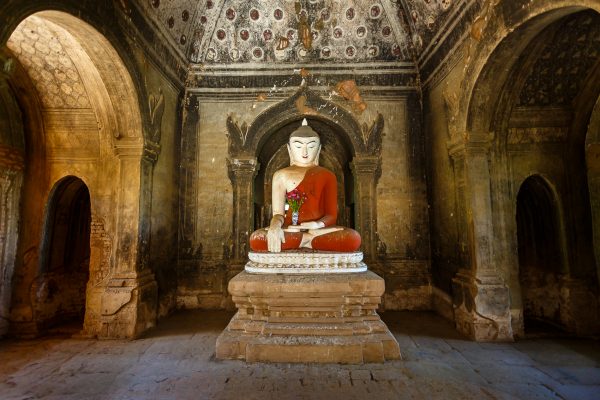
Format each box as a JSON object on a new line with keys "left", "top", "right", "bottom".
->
{"left": 226, "top": 86, "right": 384, "bottom": 262}
{"left": 449, "top": 3, "right": 600, "bottom": 340}
{"left": 2, "top": 11, "right": 157, "bottom": 338}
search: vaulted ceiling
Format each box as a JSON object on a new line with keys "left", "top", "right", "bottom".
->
{"left": 139, "top": 0, "right": 456, "bottom": 66}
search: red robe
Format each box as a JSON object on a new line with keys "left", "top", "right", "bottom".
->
{"left": 249, "top": 166, "right": 361, "bottom": 252}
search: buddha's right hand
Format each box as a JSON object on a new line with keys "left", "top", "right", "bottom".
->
{"left": 267, "top": 226, "right": 285, "bottom": 252}
{"left": 267, "top": 215, "right": 286, "bottom": 252}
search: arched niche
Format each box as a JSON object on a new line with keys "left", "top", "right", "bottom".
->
{"left": 226, "top": 86, "right": 384, "bottom": 261}
{"left": 36, "top": 176, "right": 91, "bottom": 332}
{"left": 516, "top": 176, "right": 566, "bottom": 274}
{"left": 516, "top": 175, "right": 567, "bottom": 334}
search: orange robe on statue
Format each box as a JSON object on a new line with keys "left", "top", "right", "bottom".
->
{"left": 249, "top": 166, "right": 361, "bottom": 252}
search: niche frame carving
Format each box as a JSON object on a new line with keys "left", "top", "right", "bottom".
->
{"left": 225, "top": 86, "right": 384, "bottom": 261}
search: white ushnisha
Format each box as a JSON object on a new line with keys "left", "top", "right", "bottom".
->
{"left": 245, "top": 251, "right": 366, "bottom": 274}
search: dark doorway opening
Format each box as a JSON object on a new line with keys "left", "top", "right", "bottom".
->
{"left": 517, "top": 175, "right": 566, "bottom": 336}
{"left": 39, "top": 176, "right": 91, "bottom": 334}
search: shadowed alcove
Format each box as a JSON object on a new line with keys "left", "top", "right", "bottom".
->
{"left": 37, "top": 176, "right": 91, "bottom": 332}
{"left": 516, "top": 175, "right": 566, "bottom": 335}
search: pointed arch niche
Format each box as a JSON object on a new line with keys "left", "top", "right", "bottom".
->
{"left": 226, "top": 87, "right": 384, "bottom": 261}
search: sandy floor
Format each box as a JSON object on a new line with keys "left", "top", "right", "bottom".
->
{"left": 1, "top": 310, "right": 599, "bottom": 399}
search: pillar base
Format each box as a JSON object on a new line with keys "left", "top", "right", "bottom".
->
{"left": 84, "top": 270, "right": 157, "bottom": 339}
{"left": 452, "top": 270, "right": 513, "bottom": 341}
{"left": 216, "top": 270, "right": 400, "bottom": 363}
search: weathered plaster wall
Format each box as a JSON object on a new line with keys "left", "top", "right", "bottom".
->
{"left": 196, "top": 102, "right": 234, "bottom": 260}
{"left": 177, "top": 98, "right": 272, "bottom": 309}
{"left": 423, "top": 62, "right": 464, "bottom": 318}
{"left": 140, "top": 59, "right": 181, "bottom": 319}
{"left": 369, "top": 96, "right": 431, "bottom": 310}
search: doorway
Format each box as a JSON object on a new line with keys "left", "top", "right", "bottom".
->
{"left": 516, "top": 175, "right": 565, "bottom": 335}
{"left": 38, "top": 176, "right": 91, "bottom": 333}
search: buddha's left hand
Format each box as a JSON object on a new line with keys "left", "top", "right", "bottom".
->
{"left": 299, "top": 221, "right": 325, "bottom": 230}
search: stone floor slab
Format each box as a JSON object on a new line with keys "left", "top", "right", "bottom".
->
{"left": 0, "top": 310, "right": 599, "bottom": 399}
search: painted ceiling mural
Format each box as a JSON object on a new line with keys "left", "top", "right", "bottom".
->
{"left": 138, "top": 0, "right": 457, "bottom": 65}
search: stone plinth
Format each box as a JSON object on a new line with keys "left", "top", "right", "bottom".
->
{"left": 216, "top": 269, "right": 401, "bottom": 364}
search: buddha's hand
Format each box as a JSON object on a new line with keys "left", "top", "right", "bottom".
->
{"left": 299, "top": 221, "right": 325, "bottom": 230}
{"left": 267, "top": 227, "right": 285, "bottom": 252}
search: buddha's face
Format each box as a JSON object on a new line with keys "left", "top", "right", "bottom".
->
{"left": 287, "top": 136, "right": 321, "bottom": 167}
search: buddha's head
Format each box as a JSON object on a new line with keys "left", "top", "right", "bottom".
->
{"left": 288, "top": 118, "right": 321, "bottom": 167}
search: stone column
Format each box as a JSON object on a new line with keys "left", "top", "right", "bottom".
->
{"left": 448, "top": 136, "right": 513, "bottom": 341}
{"left": 351, "top": 155, "right": 381, "bottom": 261}
{"left": 92, "top": 140, "right": 158, "bottom": 339}
{"left": 0, "top": 146, "right": 24, "bottom": 337}
{"left": 227, "top": 157, "right": 259, "bottom": 262}
{"left": 179, "top": 94, "right": 200, "bottom": 258}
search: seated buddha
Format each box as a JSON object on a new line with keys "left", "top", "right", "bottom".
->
{"left": 249, "top": 119, "right": 361, "bottom": 253}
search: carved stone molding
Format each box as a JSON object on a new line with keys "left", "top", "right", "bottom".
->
{"left": 352, "top": 155, "right": 383, "bottom": 260}
{"left": 245, "top": 251, "right": 367, "bottom": 274}
{"left": 146, "top": 87, "right": 165, "bottom": 160}
{"left": 229, "top": 85, "right": 366, "bottom": 157}
{"left": 143, "top": 141, "right": 161, "bottom": 164}
{"left": 226, "top": 157, "right": 260, "bottom": 261}
{"left": 360, "top": 113, "right": 385, "bottom": 156}
{"left": 351, "top": 155, "right": 382, "bottom": 182}
{"left": 226, "top": 115, "right": 249, "bottom": 156}
{"left": 224, "top": 86, "right": 385, "bottom": 262}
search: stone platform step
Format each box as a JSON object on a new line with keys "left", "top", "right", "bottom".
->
{"left": 216, "top": 271, "right": 401, "bottom": 364}
{"left": 216, "top": 330, "right": 400, "bottom": 364}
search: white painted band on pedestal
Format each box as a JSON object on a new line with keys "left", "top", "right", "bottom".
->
{"left": 245, "top": 251, "right": 367, "bottom": 274}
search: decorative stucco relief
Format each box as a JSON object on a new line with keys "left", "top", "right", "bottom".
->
{"left": 7, "top": 16, "right": 92, "bottom": 109}
{"left": 518, "top": 11, "right": 600, "bottom": 107}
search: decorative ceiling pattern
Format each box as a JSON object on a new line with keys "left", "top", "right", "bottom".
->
{"left": 7, "top": 16, "right": 91, "bottom": 109}
{"left": 400, "top": 0, "right": 454, "bottom": 55}
{"left": 518, "top": 10, "right": 600, "bottom": 107}
{"left": 199, "top": 0, "right": 411, "bottom": 63}
{"left": 138, "top": 0, "right": 457, "bottom": 65}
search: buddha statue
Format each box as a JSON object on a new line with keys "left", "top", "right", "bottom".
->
{"left": 249, "top": 119, "right": 361, "bottom": 253}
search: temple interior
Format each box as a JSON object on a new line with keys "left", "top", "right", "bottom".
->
{"left": 0, "top": 0, "right": 599, "bottom": 398}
